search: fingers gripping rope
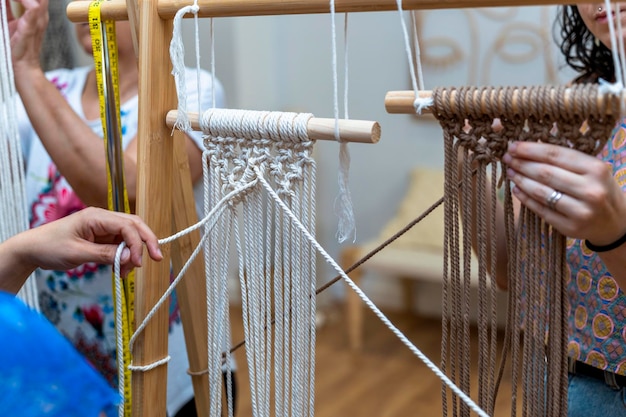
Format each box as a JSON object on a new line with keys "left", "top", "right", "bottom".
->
{"left": 112, "top": 180, "right": 257, "bottom": 411}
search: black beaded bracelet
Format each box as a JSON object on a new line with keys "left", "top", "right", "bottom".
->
{"left": 585, "top": 232, "right": 626, "bottom": 253}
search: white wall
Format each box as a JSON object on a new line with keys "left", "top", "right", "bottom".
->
{"left": 181, "top": 7, "right": 574, "bottom": 312}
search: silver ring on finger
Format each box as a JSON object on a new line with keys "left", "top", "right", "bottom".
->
{"left": 546, "top": 189, "right": 563, "bottom": 211}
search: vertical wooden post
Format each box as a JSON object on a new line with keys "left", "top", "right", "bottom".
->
{"left": 127, "top": 1, "right": 212, "bottom": 415}
{"left": 125, "top": 0, "right": 140, "bottom": 63}
{"left": 132, "top": 0, "right": 174, "bottom": 415}
{"left": 342, "top": 245, "right": 365, "bottom": 350}
{"left": 170, "top": 131, "right": 212, "bottom": 416}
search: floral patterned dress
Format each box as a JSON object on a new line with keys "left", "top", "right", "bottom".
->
{"left": 17, "top": 65, "right": 225, "bottom": 415}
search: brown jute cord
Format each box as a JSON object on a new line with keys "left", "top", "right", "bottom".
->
{"left": 222, "top": 83, "right": 615, "bottom": 417}
{"left": 430, "top": 84, "right": 618, "bottom": 417}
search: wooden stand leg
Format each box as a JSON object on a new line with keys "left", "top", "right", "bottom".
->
{"left": 131, "top": 2, "right": 174, "bottom": 416}
{"left": 170, "top": 131, "right": 211, "bottom": 417}
{"left": 341, "top": 245, "right": 364, "bottom": 351}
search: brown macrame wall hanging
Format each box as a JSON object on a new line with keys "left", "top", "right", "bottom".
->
{"left": 430, "top": 84, "right": 618, "bottom": 417}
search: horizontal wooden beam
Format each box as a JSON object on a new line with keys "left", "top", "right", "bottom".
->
{"left": 68, "top": 0, "right": 575, "bottom": 22}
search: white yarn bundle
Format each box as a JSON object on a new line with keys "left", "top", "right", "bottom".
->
{"left": 0, "top": 0, "right": 38, "bottom": 310}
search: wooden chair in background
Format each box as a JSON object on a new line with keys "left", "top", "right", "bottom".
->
{"left": 341, "top": 167, "right": 504, "bottom": 350}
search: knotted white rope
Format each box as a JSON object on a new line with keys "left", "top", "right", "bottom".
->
{"left": 0, "top": 1, "right": 38, "bottom": 310}
{"left": 114, "top": 105, "right": 490, "bottom": 417}
{"left": 112, "top": 179, "right": 256, "bottom": 413}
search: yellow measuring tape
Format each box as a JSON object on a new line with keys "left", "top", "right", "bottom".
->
{"left": 88, "top": 2, "right": 134, "bottom": 416}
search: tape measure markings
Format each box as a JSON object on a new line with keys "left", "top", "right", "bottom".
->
{"left": 88, "top": 2, "right": 134, "bottom": 416}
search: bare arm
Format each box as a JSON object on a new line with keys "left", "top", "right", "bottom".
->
{"left": 9, "top": 1, "right": 204, "bottom": 210}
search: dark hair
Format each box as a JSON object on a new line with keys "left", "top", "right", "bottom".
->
{"left": 556, "top": 5, "right": 614, "bottom": 84}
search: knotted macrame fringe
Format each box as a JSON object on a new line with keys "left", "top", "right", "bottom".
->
{"left": 200, "top": 108, "right": 317, "bottom": 417}
{"left": 432, "top": 84, "right": 617, "bottom": 417}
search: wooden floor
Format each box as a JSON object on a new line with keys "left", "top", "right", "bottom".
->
{"left": 228, "top": 304, "right": 516, "bottom": 417}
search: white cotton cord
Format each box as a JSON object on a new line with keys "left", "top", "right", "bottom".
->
{"left": 198, "top": 111, "right": 316, "bottom": 416}
{"left": 210, "top": 17, "right": 217, "bottom": 109}
{"left": 113, "top": 243, "right": 126, "bottom": 417}
{"left": 597, "top": 0, "right": 626, "bottom": 116}
{"left": 343, "top": 14, "right": 350, "bottom": 117}
{"left": 193, "top": 2, "right": 203, "bottom": 113}
{"left": 394, "top": 0, "right": 432, "bottom": 114}
{"left": 127, "top": 180, "right": 257, "bottom": 350}
{"left": 209, "top": 201, "right": 232, "bottom": 417}
{"left": 329, "top": 0, "right": 340, "bottom": 134}
{"left": 0, "top": 0, "right": 38, "bottom": 310}
{"left": 263, "top": 197, "right": 274, "bottom": 417}
{"left": 112, "top": 243, "right": 168, "bottom": 417}
{"left": 603, "top": 1, "right": 626, "bottom": 90}
{"left": 598, "top": 77, "right": 624, "bottom": 94}
{"left": 169, "top": 4, "right": 200, "bottom": 133}
{"left": 110, "top": 179, "right": 255, "bottom": 416}
{"left": 409, "top": 11, "right": 432, "bottom": 113}
{"left": 329, "top": 0, "right": 356, "bottom": 243}
{"left": 205, "top": 152, "right": 227, "bottom": 417}
{"left": 615, "top": 3, "right": 626, "bottom": 85}
{"left": 127, "top": 356, "right": 171, "bottom": 371}
{"left": 410, "top": 10, "right": 425, "bottom": 91}
{"left": 200, "top": 108, "right": 314, "bottom": 146}
{"left": 242, "top": 190, "right": 269, "bottom": 417}
{"left": 253, "top": 166, "right": 491, "bottom": 417}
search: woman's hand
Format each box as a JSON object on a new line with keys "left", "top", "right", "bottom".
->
{"left": 7, "top": 0, "right": 48, "bottom": 72}
{"left": 503, "top": 141, "right": 626, "bottom": 246}
{"left": 0, "top": 207, "right": 163, "bottom": 293}
{"left": 25, "top": 207, "right": 163, "bottom": 274}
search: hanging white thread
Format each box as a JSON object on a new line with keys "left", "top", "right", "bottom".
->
{"left": 169, "top": 1, "right": 200, "bottom": 133}
{"left": 394, "top": 0, "right": 432, "bottom": 113}
{"left": 0, "top": 1, "right": 38, "bottom": 310}
{"left": 410, "top": 10, "right": 426, "bottom": 91}
{"left": 599, "top": 0, "right": 626, "bottom": 115}
{"left": 329, "top": 0, "right": 356, "bottom": 243}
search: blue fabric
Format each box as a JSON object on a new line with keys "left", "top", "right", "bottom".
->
{"left": 568, "top": 373, "right": 626, "bottom": 417}
{"left": 0, "top": 291, "right": 119, "bottom": 416}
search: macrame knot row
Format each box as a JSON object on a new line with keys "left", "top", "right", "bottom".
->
{"left": 200, "top": 108, "right": 315, "bottom": 200}
{"left": 431, "top": 84, "right": 619, "bottom": 158}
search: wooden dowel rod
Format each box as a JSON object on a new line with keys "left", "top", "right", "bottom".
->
{"left": 385, "top": 90, "right": 435, "bottom": 114}
{"left": 67, "top": 0, "right": 576, "bottom": 22}
{"left": 165, "top": 110, "right": 381, "bottom": 143}
{"left": 385, "top": 89, "right": 624, "bottom": 115}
